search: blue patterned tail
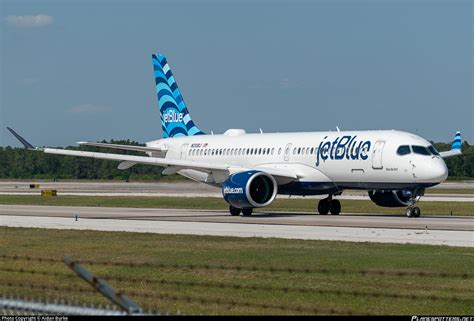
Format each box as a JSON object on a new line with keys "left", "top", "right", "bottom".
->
{"left": 451, "top": 131, "right": 462, "bottom": 150}
{"left": 152, "top": 54, "right": 205, "bottom": 138}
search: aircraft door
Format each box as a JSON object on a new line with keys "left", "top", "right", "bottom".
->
{"left": 180, "top": 144, "right": 189, "bottom": 160}
{"left": 372, "top": 141, "right": 385, "bottom": 169}
{"left": 284, "top": 143, "right": 292, "bottom": 162}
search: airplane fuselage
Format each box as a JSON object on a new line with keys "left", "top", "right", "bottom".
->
{"left": 147, "top": 129, "right": 448, "bottom": 195}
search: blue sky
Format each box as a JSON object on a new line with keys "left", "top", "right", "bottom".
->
{"left": 1, "top": 0, "right": 472, "bottom": 147}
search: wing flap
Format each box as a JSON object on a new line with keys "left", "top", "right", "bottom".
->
{"left": 78, "top": 141, "right": 167, "bottom": 153}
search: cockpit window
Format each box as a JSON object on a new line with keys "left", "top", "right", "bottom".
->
{"left": 412, "top": 145, "right": 431, "bottom": 156}
{"left": 397, "top": 145, "right": 411, "bottom": 156}
{"left": 428, "top": 145, "right": 440, "bottom": 156}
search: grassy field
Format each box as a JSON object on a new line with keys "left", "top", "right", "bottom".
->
{"left": 0, "top": 227, "right": 473, "bottom": 315}
{"left": 0, "top": 195, "right": 472, "bottom": 216}
{"left": 426, "top": 188, "right": 474, "bottom": 194}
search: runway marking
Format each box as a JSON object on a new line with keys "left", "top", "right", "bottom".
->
{"left": 1, "top": 215, "right": 472, "bottom": 248}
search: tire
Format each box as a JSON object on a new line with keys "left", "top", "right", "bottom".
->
{"left": 330, "top": 199, "right": 341, "bottom": 215}
{"left": 413, "top": 207, "right": 421, "bottom": 218}
{"left": 406, "top": 207, "right": 414, "bottom": 218}
{"left": 242, "top": 208, "right": 253, "bottom": 216}
{"left": 318, "top": 199, "right": 330, "bottom": 215}
{"left": 229, "top": 205, "right": 241, "bottom": 216}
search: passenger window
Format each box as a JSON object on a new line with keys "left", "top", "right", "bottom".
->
{"left": 412, "top": 145, "right": 430, "bottom": 156}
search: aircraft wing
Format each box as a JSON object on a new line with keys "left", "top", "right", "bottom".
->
{"left": 439, "top": 149, "right": 462, "bottom": 159}
{"left": 7, "top": 127, "right": 299, "bottom": 181}
{"left": 439, "top": 131, "right": 463, "bottom": 159}
{"left": 42, "top": 147, "right": 231, "bottom": 173}
{"left": 77, "top": 141, "right": 167, "bottom": 153}
{"left": 44, "top": 148, "right": 298, "bottom": 181}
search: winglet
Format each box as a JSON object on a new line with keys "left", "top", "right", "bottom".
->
{"left": 6, "top": 127, "right": 36, "bottom": 150}
{"left": 451, "top": 131, "right": 462, "bottom": 150}
{"left": 439, "top": 131, "right": 463, "bottom": 159}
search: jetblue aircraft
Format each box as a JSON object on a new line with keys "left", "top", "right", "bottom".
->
{"left": 8, "top": 53, "right": 463, "bottom": 218}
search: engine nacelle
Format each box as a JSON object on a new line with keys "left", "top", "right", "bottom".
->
{"left": 222, "top": 171, "right": 277, "bottom": 209}
{"left": 368, "top": 190, "right": 414, "bottom": 207}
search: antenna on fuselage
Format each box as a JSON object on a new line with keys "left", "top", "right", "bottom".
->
{"left": 259, "top": 128, "right": 263, "bottom": 134}
{"left": 336, "top": 126, "right": 340, "bottom": 132}
{"left": 211, "top": 130, "right": 214, "bottom": 135}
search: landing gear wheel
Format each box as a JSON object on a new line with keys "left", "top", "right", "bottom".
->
{"left": 318, "top": 199, "right": 330, "bottom": 215}
{"left": 413, "top": 207, "right": 421, "bottom": 218}
{"left": 229, "top": 205, "right": 241, "bottom": 216}
{"left": 406, "top": 207, "right": 414, "bottom": 218}
{"left": 242, "top": 208, "right": 253, "bottom": 216}
{"left": 330, "top": 199, "right": 341, "bottom": 215}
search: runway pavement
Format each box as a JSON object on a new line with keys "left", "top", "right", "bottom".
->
{"left": 0, "top": 181, "right": 473, "bottom": 201}
{"left": 1, "top": 205, "right": 472, "bottom": 247}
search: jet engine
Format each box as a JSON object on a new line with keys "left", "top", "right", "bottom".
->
{"left": 368, "top": 190, "right": 416, "bottom": 207}
{"left": 222, "top": 171, "right": 277, "bottom": 209}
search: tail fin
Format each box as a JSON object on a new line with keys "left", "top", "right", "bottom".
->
{"left": 451, "top": 131, "right": 462, "bottom": 150}
{"left": 152, "top": 53, "right": 205, "bottom": 138}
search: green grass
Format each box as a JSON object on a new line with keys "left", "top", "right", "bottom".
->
{"left": 0, "top": 195, "right": 473, "bottom": 216}
{"left": 426, "top": 188, "right": 474, "bottom": 194}
{"left": 0, "top": 227, "right": 472, "bottom": 315}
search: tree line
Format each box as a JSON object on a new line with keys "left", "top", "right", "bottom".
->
{"left": 0, "top": 139, "right": 472, "bottom": 181}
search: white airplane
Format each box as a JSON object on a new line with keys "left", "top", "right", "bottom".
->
{"left": 8, "top": 53, "right": 463, "bottom": 218}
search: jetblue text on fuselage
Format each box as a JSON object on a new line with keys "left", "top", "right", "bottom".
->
{"left": 315, "top": 135, "right": 371, "bottom": 166}
{"left": 163, "top": 110, "right": 184, "bottom": 123}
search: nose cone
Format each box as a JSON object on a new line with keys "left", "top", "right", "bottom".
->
{"left": 415, "top": 158, "right": 448, "bottom": 183}
{"left": 432, "top": 159, "right": 449, "bottom": 183}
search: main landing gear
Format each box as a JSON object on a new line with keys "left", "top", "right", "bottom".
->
{"left": 406, "top": 206, "right": 421, "bottom": 218}
{"left": 317, "top": 195, "right": 341, "bottom": 215}
{"left": 229, "top": 205, "right": 253, "bottom": 216}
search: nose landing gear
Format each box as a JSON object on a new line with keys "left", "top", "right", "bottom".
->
{"left": 405, "top": 191, "right": 422, "bottom": 218}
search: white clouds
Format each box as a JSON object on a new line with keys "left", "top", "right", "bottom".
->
{"left": 5, "top": 14, "right": 53, "bottom": 28}
{"left": 68, "top": 104, "right": 111, "bottom": 114}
